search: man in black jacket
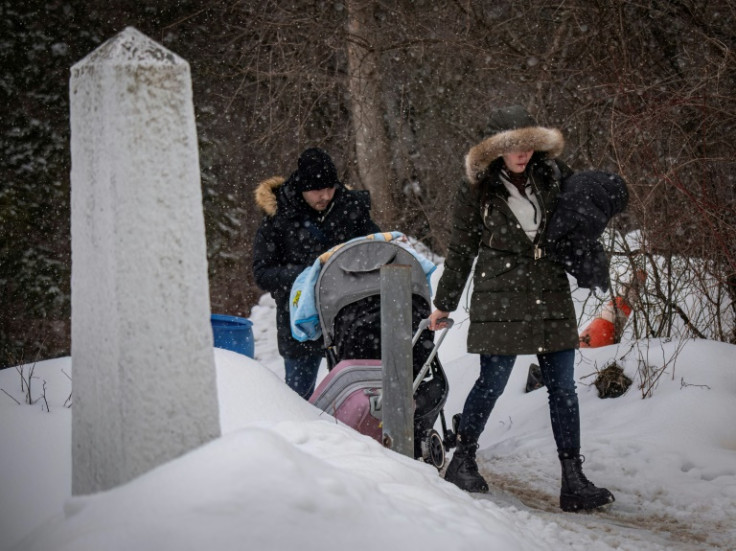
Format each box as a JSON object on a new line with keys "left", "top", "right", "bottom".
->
{"left": 252, "top": 148, "right": 380, "bottom": 398}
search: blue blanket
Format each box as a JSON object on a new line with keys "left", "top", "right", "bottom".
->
{"left": 289, "top": 232, "right": 436, "bottom": 342}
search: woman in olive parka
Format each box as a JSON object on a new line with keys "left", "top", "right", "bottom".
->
{"left": 429, "top": 105, "right": 614, "bottom": 512}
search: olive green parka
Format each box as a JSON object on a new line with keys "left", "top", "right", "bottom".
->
{"left": 434, "top": 107, "right": 579, "bottom": 355}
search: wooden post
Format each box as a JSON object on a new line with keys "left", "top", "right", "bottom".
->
{"left": 69, "top": 27, "right": 220, "bottom": 494}
{"left": 380, "top": 264, "right": 413, "bottom": 458}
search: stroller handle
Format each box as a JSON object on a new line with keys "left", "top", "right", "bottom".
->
{"left": 412, "top": 317, "right": 454, "bottom": 346}
{"left": 411, "top": 317, "right": 454, "bottom": 394}
{"left": 376, "top": 317, "right": 455, "bottom": 411}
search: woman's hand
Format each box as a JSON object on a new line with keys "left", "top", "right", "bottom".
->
{"left": 428, "top": 309, "right": 451, "bottom": 331}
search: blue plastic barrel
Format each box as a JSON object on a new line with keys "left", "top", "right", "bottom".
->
{"left": 210, "top": 314, "right": 254, "bottom": 358}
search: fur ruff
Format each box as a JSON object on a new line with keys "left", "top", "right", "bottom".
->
{"left": 254, "top": 176, "right": 285, "bottom": 216}
{"left": 465, "top": 126, "right": 564, "bottom": 185}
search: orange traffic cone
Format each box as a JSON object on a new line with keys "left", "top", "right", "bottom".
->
{"left": 579, "top": 271, "right": 646, "bottom": 348}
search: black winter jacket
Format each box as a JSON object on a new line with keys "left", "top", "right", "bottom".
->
{"left": 252, "top": 175, "right": 380, "bottom": 357}
{"left": 544, "top": 171, "right": 629, "bottom": 292}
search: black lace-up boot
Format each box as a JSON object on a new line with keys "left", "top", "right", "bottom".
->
{"left": 559, "top": 449, "right": 615, "bottom": 512}
{"left": 444, "top": 441, "right": 489, "bottom": 493}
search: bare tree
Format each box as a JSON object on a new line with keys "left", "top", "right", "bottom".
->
{"left": 345, "top": 0, "right": 397, "bottom": 226}
{"left": 5, "top": 0, "right": 735, "bottom": 365}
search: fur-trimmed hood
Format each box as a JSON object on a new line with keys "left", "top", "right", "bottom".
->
{"left": 255, "top": 174, "right": 354, "bottom": 218}
{"left": 465, "top": 126, "right": 564, "bottom": 185}
{"left": 254, "top": 175, "right": 285, "bottom": 217}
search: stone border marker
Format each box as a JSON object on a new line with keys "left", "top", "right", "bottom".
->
{"left": 70, "top": 27, "right": 220, "bottom": 495}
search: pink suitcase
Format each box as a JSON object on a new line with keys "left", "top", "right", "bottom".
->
{"left": 309, "top": 359, "right": 386, "bottom": 443}
{"left": 309, "top": 319, "right": 457, "bottom": 469}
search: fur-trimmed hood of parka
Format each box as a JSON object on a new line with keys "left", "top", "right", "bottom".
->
{"left": 254, "top": 175, "right": 286, "bottom": 217}
{"left": 464, "top": 106, "right": 565, "bottom": 186}
{"left": 254, "top": 174, "right": 354, "bottom": 218}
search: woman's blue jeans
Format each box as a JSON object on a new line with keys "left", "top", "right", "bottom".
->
{"left": 457, "top": 349, "right": 580, "bottom": 452}
{"left": 284, "top": 354, "right": 323, "bottom": 399}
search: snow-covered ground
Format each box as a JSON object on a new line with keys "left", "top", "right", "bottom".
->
{"left": 2, "top": 265, "right": 735, "bottom": 551}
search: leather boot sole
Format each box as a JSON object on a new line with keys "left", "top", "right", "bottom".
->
{"left": 560, "top": 489, "right": 615, "bottom": 512}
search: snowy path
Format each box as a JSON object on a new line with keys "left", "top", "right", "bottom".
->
{"left": 250, "top": 293, "right": 736, "bottom": 551}
{"left": 472, "top": 461, "right": 729, "bottom": 550}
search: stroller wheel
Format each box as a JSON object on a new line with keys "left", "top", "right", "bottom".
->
{"left": 420, "top": 429, "right": 446, "bottom": 470}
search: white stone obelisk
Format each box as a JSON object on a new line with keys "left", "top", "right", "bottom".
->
{"left": 70, "top": 27, "right": 220, "bottom": 495}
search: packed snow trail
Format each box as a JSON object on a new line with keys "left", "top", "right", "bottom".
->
{"left": 468, "top": 460, "right": 730, "bottom": 550}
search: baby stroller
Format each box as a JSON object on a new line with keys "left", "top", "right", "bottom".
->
{"left": 307, "top": 238, "right": 457, "bottom": 468}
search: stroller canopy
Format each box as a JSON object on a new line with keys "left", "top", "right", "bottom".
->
{"left": 316, "top": 239, "right": 431, "bottom": 349}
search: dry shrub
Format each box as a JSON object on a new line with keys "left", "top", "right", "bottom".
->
{"left": 594, "top": 362, "right": 632, "bottom": 399}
